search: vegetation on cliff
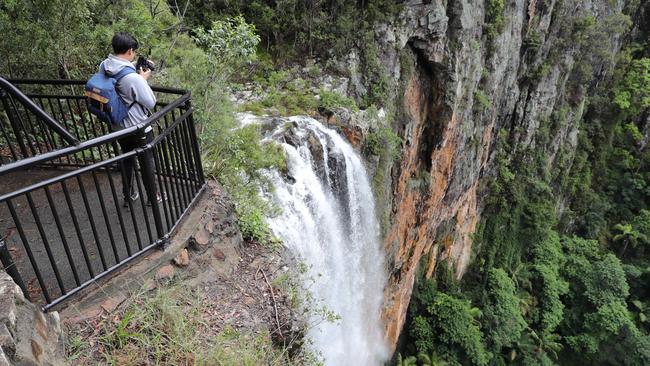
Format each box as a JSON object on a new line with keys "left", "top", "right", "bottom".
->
{"left": 400, "top": 3, "right": 650, "bottom": 365}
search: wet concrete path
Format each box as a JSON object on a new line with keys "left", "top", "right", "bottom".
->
{"left": 0, "top": 167, "right": 186, "bottom": 304}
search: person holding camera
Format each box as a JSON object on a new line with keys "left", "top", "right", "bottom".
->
{"left": 100, "top": 32, "right": 156, "bottom": 128}
{"left": 99, "top": 32, "right": 162, "bottom": 206}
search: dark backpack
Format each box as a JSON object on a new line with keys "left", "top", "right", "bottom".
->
{"left": 85, "top": 65, "right": 135, "bottom": 126}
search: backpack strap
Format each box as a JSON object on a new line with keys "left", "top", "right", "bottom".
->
{"left": 112, "top": 67, "right": 136, "bottom": 81}
{"left": 109, "top": 67, "right": 141, "bottom": 112}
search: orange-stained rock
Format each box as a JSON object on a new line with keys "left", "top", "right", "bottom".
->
{"left": 381, "top": 70, "right": 490, "bottom": 351}
{"left": 341, "top": 126, "right": 363, "bottom": 148}
{"left": 173, "top": 249, "right": 190, "bottom": 267}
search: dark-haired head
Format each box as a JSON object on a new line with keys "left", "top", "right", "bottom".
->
{"left": 112, "top": 32, "right": 139, "bottom": 55}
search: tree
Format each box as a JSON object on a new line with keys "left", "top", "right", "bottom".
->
{"left": 192, "top": 15, "right": 260, "bottom": 78}
{"left": 560, "top": 236, "right": 650, "bottom": 364}
{"left": 417, "top": 350, "right": 447, "bottom": 366}
{"left": 482, "top": 268, "right": 527, "bottom": 351}
{"left": 614, "top": 58, "right": 650, "bottom": 116}
{"left": 530, "top": 232, "right": 569, "bottom": 335}
{"left": 396, "top": 353, "right": 418, "bottom": 366}
{"left": 612, "top": 223, "right": 648, "bottom": 257}
{"left": 514, "top": 329, "right": 560, "bottom": 366}
{"left": 424, "top": 293, "right": 491, "bottom": 366}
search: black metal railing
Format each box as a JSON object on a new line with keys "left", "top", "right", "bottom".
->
{"left": 0, "top": 78, "right": 205, "bottom": 310}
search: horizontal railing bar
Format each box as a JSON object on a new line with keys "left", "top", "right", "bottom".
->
{"left": 0, "top": 150, "right": 138, "bottom": 202}
{"left": 0, "top": 126, "right": 139, "bottom": 175}
{"left": 22, "top": 94, "right": 174, "bottom": 108}
{"left": 8, "top": 79, "right": 187, "bottom": 95}
{"left": 23, "top": 94, "right": 85, "bottom": 100}
{"left": 0, "top": 92, "right": 191, "bottom": 175}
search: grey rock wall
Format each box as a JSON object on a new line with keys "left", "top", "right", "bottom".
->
{"left": 0, "top": 270, "right": 63, "bottom": 366}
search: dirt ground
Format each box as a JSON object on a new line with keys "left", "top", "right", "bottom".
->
{"left": 61, "top": 181, "right": 303, "bottom": 364}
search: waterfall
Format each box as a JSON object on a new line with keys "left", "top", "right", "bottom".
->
{"left": 263, "top": 116, "right": 388, "bottom": 365}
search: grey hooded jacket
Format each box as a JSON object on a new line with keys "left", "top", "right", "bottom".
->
{"left": 99, "top": 54, "right": 156, "bottom": 128}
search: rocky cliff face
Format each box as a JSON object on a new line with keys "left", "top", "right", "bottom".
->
{"left": 353, "top": 0, "right": 634, "bottom": 350}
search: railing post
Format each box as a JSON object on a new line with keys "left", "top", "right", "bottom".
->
{"left": 0, "top": 89, "right": 30, "bottom": 158}
{"left": 185, "top": 99, "right": 205, "bottom": 184}
{"left": 0, "top": 239, "right": 29, "bottom": 300}
{"left": 139, "top": 130, "right": 165, "bottom": 243}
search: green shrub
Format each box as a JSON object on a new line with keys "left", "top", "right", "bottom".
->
{"left": 474, "top": 89, "right": 492, "bottom": 109}
{"left": 364, "top": 126, "right": 401, "bottom": 159}
{"left": 319, "top": 89, "right": 359, "bottom": 112}
{"left": 613, "top": 58, "right": 650, "bottom": 114}
{"left": 483, "top": 268, "right": 527, "bottom": 350}
{"left": 524, "top": 30, "right": 542, "bottom": 52}
{"left": 203, "top": 124, "right": 286, "bottom": 243}
{"left": 423, "top": 293, "right": 491, "bottom": 365}
{"left": 485, "top": 0, "right": 505, "bottom": 40}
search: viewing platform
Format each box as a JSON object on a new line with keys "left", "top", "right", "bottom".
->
{"left": 0, "top": 78, "right": 205, "bottom": 311}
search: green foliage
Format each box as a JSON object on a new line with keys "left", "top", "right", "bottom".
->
{"left": 410, "top": 316, "right": 435, "bottom": 355}
{"left": 184, "top": 0, "right": 402, "bottom": 60}
{"left": 396, "top": 353, "right": 418, "bottom": 366}
{"left": 0, "top": 0, "right": 177, "bottom": 78}
{"left": 183, "top": 0, "right": 400, "bottom": 106}
{"left": 193, "top": 15, "right": 261, "bottom": 74}
{"left": 203, "top": 124, "right": 286, "bottom": 242}
{"left": 482, "top": 268, "right": 527, "bottom": 350}
{"left": 318, "top": 89, "right": 359, "bottom": 112}
{"left": 365, "top": 126, "right": 401, "bottom": 159}
{"left": 530, "top": 232, "right": 568, "bottom": 334}
{"left": 424, "top": 293, "right": 491, "bottom": 366}
{"left": 613, "top": 58, "right": 650, "bottom": 115}
{"left": 559, "top": 237, "right": 646, "bottom": 364}
{"left": 242, "top": 69, "right": 321, "bottom": 116}
{"left": 417, "top": 350, "right": 448, "bottom": 366}
{"left": 365, "top": 117, "right": 402, "bottom": 225}
{"left": 100, "top": 311, "right": 143, "bottom": 350}
{"left": 612, "top": 221, "right": 649, "bottom": 257}
{"left": 529, "top": 62, "right": 552, "bottom": 83}
{"left": 473, "top": 89, "right": 492, "bottom": 110}
{"left": 174, "top": 17, "right": 285, "bottom": 244}
{"left": 360, "top": 30, "right": 392, "bottom": 107}
{"left": 523, "top": 30, "right": 542, "bottom": 53}
{"left": 484, "top": 0, "right": 505, "bottom": 40}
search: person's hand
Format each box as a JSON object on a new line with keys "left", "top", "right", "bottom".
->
{"left": 138, "top": 67, "right": 152, "bottom": 81}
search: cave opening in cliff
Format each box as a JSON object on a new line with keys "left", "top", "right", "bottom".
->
{"left": 406, "top": 41, "right": 451, "bottom": 173}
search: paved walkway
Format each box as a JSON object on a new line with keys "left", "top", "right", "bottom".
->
{"left": 0, "top": 167, "right": 182, "bottom": 304}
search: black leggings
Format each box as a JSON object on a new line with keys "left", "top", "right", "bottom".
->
{"left": 117, "top": 130, "right": 156, "bottom": 200}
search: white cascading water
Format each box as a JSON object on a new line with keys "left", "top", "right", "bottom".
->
{"left": 263, "top": 116, "right": 388, "bottom": 365}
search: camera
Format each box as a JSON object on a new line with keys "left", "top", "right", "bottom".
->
{"left": 136, "top": 56, "right": 156, "bottom": 72}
